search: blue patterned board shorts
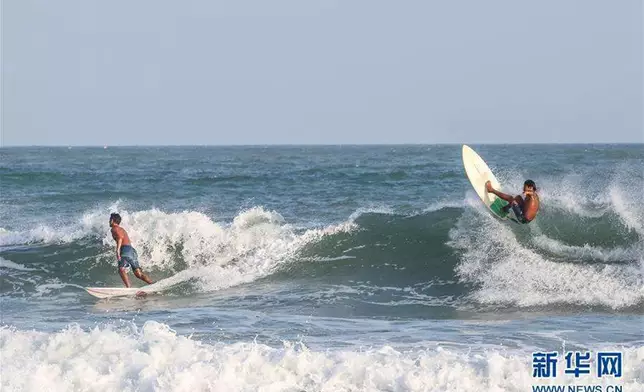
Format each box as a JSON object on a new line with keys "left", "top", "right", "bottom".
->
{"left": 118, "top": 245, "right": 141, "bottom": 270}
{"left": 510, "top": 200, "right": 529, "bottom": 224}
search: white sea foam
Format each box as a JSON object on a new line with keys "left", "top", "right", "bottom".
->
{"left": 347, "top": 205, "right": 396, "bottom": 221}
{"left": 0, "top": 225, "right": 88, "bottom": 247}
{"left": 610, "top": 185, "right": 644, "bottom": 236}
{"left": 534, "top": 174, "right": 611, "bottom": 218}
{"left": 421, "top": 199, "right": 468, "bottom": 213}
{"left": 448, "top": 205, "right": 644, "bottom": 309}
{"left": 101, "top": 206, "right": 357, "bottom": 293}
{"left": 0, "top": 257, "right": 36, "bottom": 272}
{"left": 450, "top": 164, "right": 644, "bottom": 309}
{"left": 0, "top": 201, "right": 362, "bottom": 299}
{"left": 494, "top": 166, "right": 643, "bottom": 225}
{"left": 1, "top": 202, "right": 358, "bottom": 293}
{"left": 0, "top": 201, "right": 114, "bottom": 246}
{"left": 1, "top": 321, "right": 642, "bottom": 392}
{"left": 531, "top": 235, "right": 640, "bottom": 263}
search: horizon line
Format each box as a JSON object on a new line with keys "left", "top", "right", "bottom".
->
{"left": 1, "top": 141, "right": 642, "bottom": 148}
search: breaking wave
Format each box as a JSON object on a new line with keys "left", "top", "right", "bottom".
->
{"left": 1, "top": 320, "right": 642, "bottom": 392}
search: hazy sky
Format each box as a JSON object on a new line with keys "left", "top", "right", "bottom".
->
{"left": 3, "top": 1, "right": 642, "bottom": 146}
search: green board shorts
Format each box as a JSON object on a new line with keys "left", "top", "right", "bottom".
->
{"left": 490, "top": 197, "right": 530, "bottom": 224}
{"left": 118, "top": 245, "right": 141, "bottom": 270}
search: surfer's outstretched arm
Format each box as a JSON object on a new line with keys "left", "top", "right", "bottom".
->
{"left": 485, "top": 181, "right": 515, "bottom": 203}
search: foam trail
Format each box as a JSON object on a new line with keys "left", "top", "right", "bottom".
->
{"left": 531, "top": 235, "right": 640, "bottom": 263}
{"left": 1, "top": 321, "right": 642, "bottom": 392}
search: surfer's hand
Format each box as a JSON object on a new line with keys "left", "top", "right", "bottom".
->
{"left": 485, "top": 181, "right": 493, "bottom": 192}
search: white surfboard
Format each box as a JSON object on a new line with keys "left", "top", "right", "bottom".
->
{"left": 85, "top": 286, "right": 153, "bottom": 299}
{"left": 462, "top": 145, "right": 518, "bottom": 222}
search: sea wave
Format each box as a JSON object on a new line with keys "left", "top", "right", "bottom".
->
{"left": 1, "top": 321, "right": 642, "bottom": 392}
{"left": 1, "top": 191, "right": 642, "bottom": 310}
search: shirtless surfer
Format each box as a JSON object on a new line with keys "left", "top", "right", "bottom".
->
{"left": 109, "top": 213, "right": 154, "bottom": 287}
{"left": 485, "top": 180, "right": 540, "bottom": 224}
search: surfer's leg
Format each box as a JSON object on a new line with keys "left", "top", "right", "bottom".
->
{"left": 119, "top": 267, "right": 131, "bottom": 288}
{"left": 502, "top": 196, "right": 523, "bottom": 213}
{"left": 485, "top": 181, "right": 515, "bottom": 203}
{"left": 117, "top": 256, "right": 132, "bottom": 287}
{"left": 134, "top": 268, "right": 153, "bottom": 284}
{"left": 123, "top": 248, "right": 152, "bottom": 284}
{"left": 511, "top": 203, "right": 528, "bottom": 223}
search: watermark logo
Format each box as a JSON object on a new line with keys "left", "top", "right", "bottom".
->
{"left": 532, "top": 351, "right": 622, "bottom": 379}
{"left": 564, "top": 351, "right": 591, "bottom": 377}
{"left": 597, "top": 353, "right": 622, "bottom": 378}
{"left": 533, "top": 352, "right": 558, "bottom": 378}
{"left": 531, "top": 351, "right": 624, "bottom": 392}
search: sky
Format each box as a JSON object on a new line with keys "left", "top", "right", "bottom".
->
{"left": 2, "top": 0, "right": 642, "bottom": 146}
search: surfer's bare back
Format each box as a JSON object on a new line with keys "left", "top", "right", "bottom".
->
{"left": 485, "top": 180, "right": 540, "bottom": 223}
{"left": 109, "top": 213, "right": 154, "bottom": 287}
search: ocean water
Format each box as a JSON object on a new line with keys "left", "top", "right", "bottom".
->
{"left": 1, "top": 144, "right": 643, "bottom": 392}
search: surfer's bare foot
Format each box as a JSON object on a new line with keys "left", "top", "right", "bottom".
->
{"left": 135, "top": 291, "right": 147, "bottom": 298}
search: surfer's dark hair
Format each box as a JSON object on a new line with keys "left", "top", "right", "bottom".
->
{"left": 524, "top": 180, "right": 537, "bottom": 190}
{"left": 110, "top": 213, "right": 122, "bottom": 224}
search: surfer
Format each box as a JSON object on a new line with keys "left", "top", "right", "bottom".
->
{"left": 485, "top": 180, "right": 540, "bottom": 223}
{"left": 109, "top": 213, "right": 154, "bottom": 287}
